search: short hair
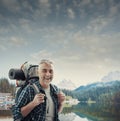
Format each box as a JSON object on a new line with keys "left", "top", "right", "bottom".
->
{"left": 39, "top": 59, "right": 53, "bottom": 65}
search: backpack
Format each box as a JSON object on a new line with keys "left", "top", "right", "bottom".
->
{"left": 9, "top": 62, "right": 40, "bottom": 121}
{"left": 9, "top": 62, "right": 39, "bottom": 102}
{"left": 15, "top": 63, "right": 39, "bottom": 103}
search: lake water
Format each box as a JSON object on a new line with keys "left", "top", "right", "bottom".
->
{"left": 0, "top": 103, "right": 120, "bottom": 121}
{"left": 0, "top": 114, "right": 91, "bottom": 121}
{"left": 0, "top": 113, "right": 88, "bottom": 121}
{"left": 0, "top": 118, "right": 13, "bottom": 121}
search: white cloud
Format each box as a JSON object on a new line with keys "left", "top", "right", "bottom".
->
{"left": 0, "top": 0, "right": 120, "bottom": 87}
{"left": 86, "top": 16, "right": 113, "bottom": 33}
{"left": 30, "top": 50, "right": 53, "bottom": 62}
{"left": 67, "top": 8, "right": 75, "bottom": 19}
{"left": 102, "top": 71, "right": 120, "bottom": 82}
{"left": 9, "top": 37, "right": 28, "bottom": 47}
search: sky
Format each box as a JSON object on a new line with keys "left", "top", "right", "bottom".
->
{"left": 0, "top": 0, "right": 120, "bottom": 89}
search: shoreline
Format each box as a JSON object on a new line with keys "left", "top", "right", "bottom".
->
{"left": 0, "top": 117, "right": 13, "bottom": 121}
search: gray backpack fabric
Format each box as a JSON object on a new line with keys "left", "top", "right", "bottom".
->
{"left": 11, "top": 62, "right": 39, "bottom": 121}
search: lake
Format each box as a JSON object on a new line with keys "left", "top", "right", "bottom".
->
{"left": 0, "top": 103, "right": 120, "bottom": 121}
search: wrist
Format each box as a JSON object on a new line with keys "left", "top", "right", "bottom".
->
{"left": 59, "top": 102, "right": 64, "bottom": 106}
{"left": 31, "top": 100, "right": 37, "bottom": 107}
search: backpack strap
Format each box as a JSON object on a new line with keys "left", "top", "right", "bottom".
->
{"left": 30, "top": 83, "right": 60, "bottom": 95}
{"left": 29, "top": 83, "right": 40, "bottom": 94}
{"left": 50, "top": 84, "right": 60, "bottom": 94}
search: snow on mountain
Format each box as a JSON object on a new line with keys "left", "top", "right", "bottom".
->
{"left": 58, "top": 71, "right": 120, "bottom": 91}
{"left": 74, "top": 80, "right": 120, "bottom": 92}
{"left": 73, "top": 71, "right": 120, "bottom": 92}
{"left": 57, "top": 79, "right": 76, "bottom": 90}
{"left": 102, "top": 71, "right": 120, "bottom": 82}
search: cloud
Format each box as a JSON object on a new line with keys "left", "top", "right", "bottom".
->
{"left": 26, "top": 22, "right": 120, "bottom": 68}
{"left": 102, "top": 71, "right": 120, "bottom": 82}
{"left": 18, "top": 18, "right": 33, "bottom": 32}
{"left": 69, "top": 30, "right": 120, "bottom": 65}
{"left": 94, "top": 0, "right": 102, "bottom": 4}
{"left": 86, "top": 16, "right": 113, "bottom": 33}
{"left": 0, "top": 0, "right": 119, "bottom": 86}
{"left": 37, "top": 0, "right": 51, "bottom": 17}
{"left": 67, "top": 8, "right": 75, "bottom": 19}
{"left": 9, "top": 37, "right": 28, "bottom": 47}
{"left": 81, "top": 0, "right": 91, "bottom": 6}
{"left": 0, "top": 45, "right": 6, "bottom": 51}
{"left": 1, "top": 0, "right": 20, "bottom": 13}
{"left": 39, "top": 0, "right": 49, "bottom": 4}
{"left": 21, "top": 0, "right": 34, "bottom": 12}
{"left": 34, "top": 25, "right": 71, "bottom": 47}
{"left": 109, "top": 3, "right": 120, "bottom": 18}
{"left": 0, "top": 36, "right": 28, "bottom": 48}
{"left": 30, "top": 50, "right": 53, "bottom": 62}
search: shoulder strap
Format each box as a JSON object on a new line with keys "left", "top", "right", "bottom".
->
{"left": 30, "top": 83, "right": 60, "bottom": 94}
{"left": 29, "top": 83, "right": 40, "bottom": 94}
{"left": 51, "top": 84, "right": 60, "bottom": 94}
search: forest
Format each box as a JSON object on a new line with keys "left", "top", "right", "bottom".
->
{"left": 0, "top": 78, "right": 120, "bottom": 105}
{"left": 62, "top": 80, "right": 120, "bottom": 105}
{"left": 0, "top": 78, "right": 15, "bottom": 96}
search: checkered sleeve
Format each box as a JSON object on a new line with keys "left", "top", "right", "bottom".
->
{"left": 12, "top": 87, "right": 30, "bottom": 121}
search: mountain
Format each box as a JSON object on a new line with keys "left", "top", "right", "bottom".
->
{"left": 71, "top": 80, "right": 120, "bottom": 102}
{"left": 102, "top": 71, "right": 120, "bottom": 82}
{"left": 75, "top": 71, "right": 120, "bottom": 92}
{"left": 74, "top": 80, "right": 120, "bottom": 92}
{"left": 57, "top": 79, "right": 76, "bottom": 90}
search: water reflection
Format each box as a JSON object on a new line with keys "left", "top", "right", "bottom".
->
{"left": 61, "top": 103, "right": 120, "bottom": 121}
{"left": 0, "top": 103, "right": 120, "bottom": 121}
{"left": 60, "top": 113, "right": 89, "bottom": 121}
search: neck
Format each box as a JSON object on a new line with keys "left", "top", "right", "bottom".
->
{"left": 40, "top": 81, "right": 49, "bottom": 89}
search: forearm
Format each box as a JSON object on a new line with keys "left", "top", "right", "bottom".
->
{"left": 21, "top": 101, "right": 36, "bottom": 117}
{"left": 21, "top": 93, "right": 45, "bottom": 117}
{"left": 57, "top": 91, "right": 66, "bottom": 113}
{"left": 58, "top": 103, "right": 64, "bottom": 113}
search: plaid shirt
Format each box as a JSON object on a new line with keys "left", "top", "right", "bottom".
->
{"left": 13, "top": 80, "right": 60, "bottom": 121}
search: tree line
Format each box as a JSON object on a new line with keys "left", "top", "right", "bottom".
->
{"left": 62, "top": 81, "right": 120, "bottom": 105}
{"left": 1, "top": 77, "right": 120, "bottom": 105}
{"left": 0, "top": 78, "right": 15, "bottom": 96}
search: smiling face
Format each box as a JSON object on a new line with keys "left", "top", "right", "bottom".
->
{"left": 38, "top": 62, "right": 54, "bottom": 88}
